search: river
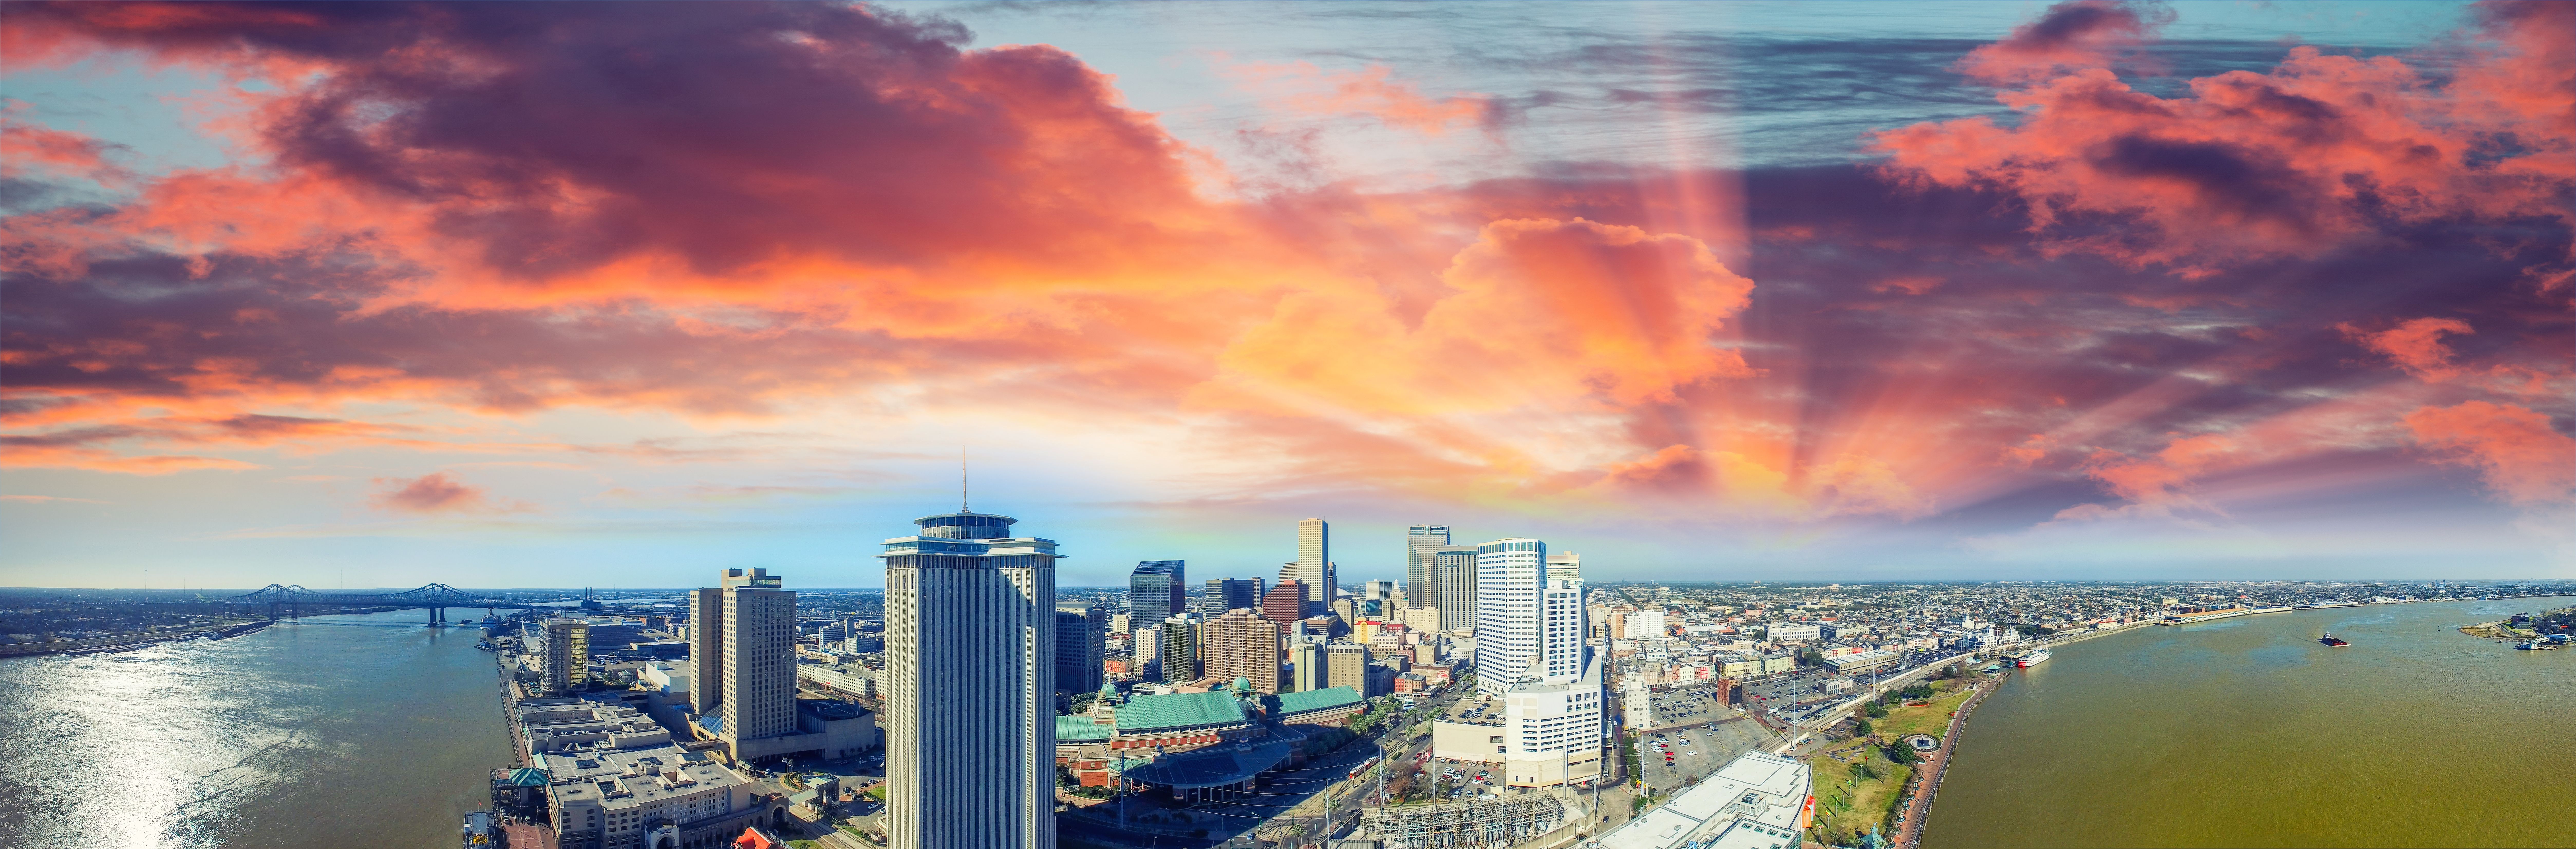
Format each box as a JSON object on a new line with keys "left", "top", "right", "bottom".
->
{"left": 1922, "top": 596, "right": 2576, "bottom": 848}
{"left": 0, "top": 610, "right": 512, "bottom": 848}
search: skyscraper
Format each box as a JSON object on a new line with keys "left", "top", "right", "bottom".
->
{"left": 1261, "top": 580, "right": 1306, "bottom": 631}
{"left": 1130, "top": 560, "right": 1186, "bottom": 628}
{"left": 538, "top": 617, "right": 589, "bottom": 694}
{"left": 1290, "top": 641, "right": 1327, "bottom": 692}
{"left": 1295, "top": 518, "right": 1331, "bottom": 606}
{"left": 1432, "top": 545, "right": 1479, "bottom": 634}
{"left": 1157, "top": 615, "right": 1201, "bottom": 683}
{"left": 880, "top": 510, "right": 1058, "bottom": 849}
{"left": 1547, "top": 550, "right": 1582, "bottom": 584}
{"left": 1203, "top": 608, "right": 1280, "bottom": 692}
{"left": 687, "top": 588, "right": 723, "bottom": 712}
{"left": 1474, "top": 538, "right": 1547, "bottom": 697}
{"left": 1054, "top": 607, "right": 1104, "bottom": 695}
{"left": 1405, "top": 524, "right": 1450, "bottom": 608}
{"left": 1199, "top": 577, "right": 1265, "bottom": 616}
{"left": 718, "top": 568, "right": 796, "bottom": 753}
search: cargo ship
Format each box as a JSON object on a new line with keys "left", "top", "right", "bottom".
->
{"left": 2014, "top": 649, "right": 2051, "bottom": 668}
{"left": 2317, "top": 633, "right": 2349, "bottom": 647}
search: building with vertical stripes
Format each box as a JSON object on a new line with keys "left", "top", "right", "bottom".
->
{"left": 1432, "top": 545, "right": 1479, "bottom": 635}
{"left": 880, "top": 510, "right": 1059, "bottom": 849}
{"left": 1405, "top": 524, "right": 1450, "bottom": 612}
{"left": 717, "top": 569, "right": 796, "bottom": 755}
{"left": 1294, "top": 518, "right": 1332, "bottom": 607}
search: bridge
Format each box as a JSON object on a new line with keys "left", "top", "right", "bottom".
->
{"left": 228, "top": 584, "right": 661, "bottom": 624}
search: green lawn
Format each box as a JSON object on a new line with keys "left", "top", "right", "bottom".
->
{"left": 1872, "top": 679, "right": 1976, "bottom": 742}
{"left": 1805, "top": 743, "right": 1913, "bottom": 846}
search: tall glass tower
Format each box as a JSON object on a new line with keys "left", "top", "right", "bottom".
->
{"left": 880, "top": 510, "right": 1059, "bottom": 848}
{"left": 1129, "top": 560, "right": 1186, "bottom": 627}
{"left": 1296, "top": 518, "right": 1332, "bottom": 606}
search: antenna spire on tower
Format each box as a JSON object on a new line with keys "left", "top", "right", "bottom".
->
{"left": 962, "top": 446, "right": 970, "bottom": 512}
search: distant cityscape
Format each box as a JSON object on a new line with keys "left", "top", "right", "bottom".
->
{"left": 4, "top": 516, "right": 2571, "bottom": 849}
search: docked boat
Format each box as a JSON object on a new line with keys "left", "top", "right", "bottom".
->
{"left": 2014, "top": 649, "right": 2051, "bottom": 668}
{"left": 2515, "top": 642, "right": 2538, "bottom": 650}
{"left": 2318, "top": 633, "right": 2350, "bottom": 647}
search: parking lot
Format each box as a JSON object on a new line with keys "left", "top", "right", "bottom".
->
{"left": 1634, "top": 717, "right": 1773, "bottom": 796}
{"left": 1642, "top": 685, "right": 1737, "bottom": 730}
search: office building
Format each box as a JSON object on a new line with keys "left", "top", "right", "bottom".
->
{"left": 1202, "top": 609, "right": 1282, "bottom": 693}
{"left": 1363, "top": 580, "right": 1396, "bottom": 602}
{"left": 1157, "top": 615, "right": 1202, "bottom": 683}
{"left": 1290, "top": 641, "right": 1328, "bottom": 692}
{"left": 538, "top": 617, "right": 589, "bottom": 694}
{"left": 1261, "top": 580, "right": 1306, "bottom": 629}
{"left": 1432, "top": 546, "right": 1478, "bottom": 634}
{"left": 1293, "top": 518, "right": 1332, "bottom": 607}
{"left": 687, "top": 589, "right": 723, "bottom": 711}
{"left": 880, "top": 510, "right": 1059, "bottom": 849}
{"left": 1054, "top": 608, "right": 1105, "bottom": 695}
{"left": 1473, "top": 539, "right": 1545, "bottom": 696}
{"left": 1404, "top": 524, "right": 1450, "bottom": 610}
{"left": 713, "top": 568, "right": 797, "bottom": 756}
{"left": 1547, "top": 550, "right": 1581, "bottom": 584}
{"left": 1200, "top": 577, "right": 1266, "bottom": 617}
{"left": 1325, "top": 642, "right": 1373, "bottom": 696}
{"left": 538, "top": 740, "right": 783, "bottom": 849}
{"left": 1130, "top": 561, "right": 1187, "bottom": 629}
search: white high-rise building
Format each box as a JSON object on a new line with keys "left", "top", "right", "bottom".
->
{"left": 1474, "top": 538, "right": 1548, "bottom": 697}
{"left": 880, "top": 510, "right": 1059, "bottom": 849}
{"left": 1295, "top": 518, "right": 1332, "bottom": 604}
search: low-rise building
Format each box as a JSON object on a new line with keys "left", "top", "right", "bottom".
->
{"left": 1595, "top": 750, "right": 1812, "bottom": 849}
{"left": 539, "top": 743, "right": 788, "bottom": 849}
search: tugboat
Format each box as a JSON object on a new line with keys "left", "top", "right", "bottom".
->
{"left": 2317, "top": 633, "right": 2350, "bottom": 647}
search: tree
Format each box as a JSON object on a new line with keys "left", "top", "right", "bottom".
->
{"left": 1885, "top": 743, "right": 1918, "bottom": 766}
{"left": 1852, "top": 718, "right": 1873, "bottom": 737}
{"left": 1865, "top": 702, "right": 1887, "bottom": 719}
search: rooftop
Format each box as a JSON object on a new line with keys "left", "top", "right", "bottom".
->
{"left": 1115, "top": 690, "right": 1247, "bottom": 732}
{"left": 1595, "top": 750, "right": 1810, "bottom": 849}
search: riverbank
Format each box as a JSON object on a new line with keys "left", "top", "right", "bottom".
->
{"left": 1800, "top": 674, "right": 1977, "bottom": 847}
{"left": 1895, "top": 672, "right": 2000, "bottom": 848}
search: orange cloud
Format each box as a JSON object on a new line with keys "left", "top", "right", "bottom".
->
{"left": 1872, "top": 0, "right": 2576, "bottom": 273}
{"left": 369, "top": 471, "right": 524, "bottom": 515}
{"left": 2343, "top": 317, "right": 2474, "bottom": 381}
{"left": 1235, "top": 61, "right": 1496, "bottom": 135}
{"left": 2403, "top": 401, "right": 2576, "bottom": 505}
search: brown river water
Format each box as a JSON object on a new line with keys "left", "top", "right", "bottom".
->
{"left": 1922, "top": 595, "right": 2576, "bottom": 848}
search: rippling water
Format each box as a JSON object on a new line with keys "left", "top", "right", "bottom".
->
{"left": 1923, "top": 596, "right": 2576, "bottom": 848}
{"left": 0, "top": 610, "right": 512, "bottom": 848}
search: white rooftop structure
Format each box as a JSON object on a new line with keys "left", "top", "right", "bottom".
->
{"left": 1593, "top": 750, "right": 1811, "bottom": 849}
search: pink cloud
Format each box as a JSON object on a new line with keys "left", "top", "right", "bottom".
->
{"left": 2403, "top": 400, "right": 2576, "bottom": 505}
{"left": 369, "top": 471, "right": 523, "bottom": 515}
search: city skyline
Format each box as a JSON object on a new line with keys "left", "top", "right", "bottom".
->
{"left": 6, "top": 0, "right": 2573, "bottom": 590}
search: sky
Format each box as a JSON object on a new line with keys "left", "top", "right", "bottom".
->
{"left": 1, "top": 0, "right": 2570, "bottom": 590}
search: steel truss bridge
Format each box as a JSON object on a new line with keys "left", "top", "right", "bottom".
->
{"left": 227, "top": 583, "right": 658, "bottom": 624}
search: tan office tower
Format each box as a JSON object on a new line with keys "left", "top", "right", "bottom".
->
{"left": 1296, "top": 518, "right": 1331, "bottom": 605}
{"left": 1405, "top": 524, "right": 1449, "bottom": 611}
{"left": 719, "top": 568, "right": 795, "bottom": 753}
{"left": 880, "top": 510, "right": 1058, "bottom": 849}
{"left": 687, "top": 588, "right": 724, "bottom": 712}
{"left": 1326, "top": 642, "right": 1372, "bottom": 695}
{"left": 1291, "top": 641, "right": 1327, "bottom": 692}
{"left": 1203, "top": 609, "right": 1282, "bottom": 693}
{"left": 539, "top": 617, "right": 589, "bottom": 694}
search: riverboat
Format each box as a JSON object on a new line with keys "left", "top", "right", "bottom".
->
{"left": 2317, "top": 633, "right": 2350, "bottom": 647}
{"left": 2014, "top": 649, "right": 2051, "bottom": 668}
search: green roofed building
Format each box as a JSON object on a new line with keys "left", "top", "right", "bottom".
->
{"left": 1054, "top": 684, "right": 1373, "bottom": 796}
